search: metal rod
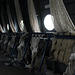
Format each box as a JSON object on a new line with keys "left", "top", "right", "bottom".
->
{"left": 38, "top": 35, "right": 50, "bottom": 72}
{"left": 21, "top": 33, "right": 32, "bottom": 62}
{"left": 32, "top": 32, "right": 75, "bottom": 39}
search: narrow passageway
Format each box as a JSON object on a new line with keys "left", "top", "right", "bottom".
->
{"left": 0, "top": 61, "right": 34, "bottom": 75}
{"left": 0, "top": 61, "right": 62, "bottom": 75}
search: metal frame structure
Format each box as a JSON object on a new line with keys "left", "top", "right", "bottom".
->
{"left": 0, "top": 32, "right": 75, "bottom": 72}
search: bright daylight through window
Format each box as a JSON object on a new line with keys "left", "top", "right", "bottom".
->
{"left": 44, "top": 14, "right": 54, "bottom": 31}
